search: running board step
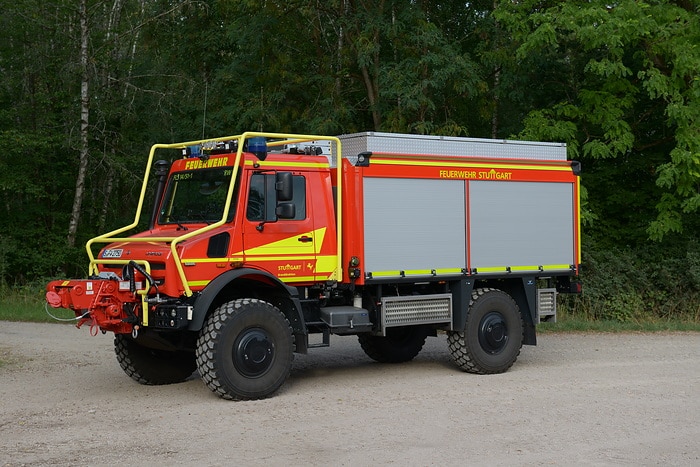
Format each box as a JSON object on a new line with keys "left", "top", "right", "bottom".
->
{"left": 381, "top": 293, "right": 453, "bottom": 333}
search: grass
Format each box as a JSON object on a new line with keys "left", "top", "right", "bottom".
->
{"left": 0, "top": 285, "right": 83, "bottom": 323}
{"left": 3, "top": 285, "right": 700, "bottom": 332}
{"left": 0, "top": 300, "right": 80, "bottom": 323}
{"left": 538, "top": 316, "right": 700, "bottom": 333}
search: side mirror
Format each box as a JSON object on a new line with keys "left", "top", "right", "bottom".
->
{"left": 276, "top": 202, "right": 295, "bottom": 219}
{"left": 275, "top": 172, "right": 293, "bottom": 201}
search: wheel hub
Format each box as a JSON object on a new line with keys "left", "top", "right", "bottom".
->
{"left": 233, "top": 328, "right": 275, "bottom": 377}
{"left": 478, "top": 312, "right": 508, "bottom": 354}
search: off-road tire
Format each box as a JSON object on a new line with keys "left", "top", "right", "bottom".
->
{"left": 358, "top": 326, "right": 429, "bottom": 363}
{"left": 447, "top": 288, "right": 523, "bottom": 374}
{"left": 196, "top": 298, "right": 294, "bottom": 400}
{"left": 114, "top": 334, "right": 196, "bottom": 385}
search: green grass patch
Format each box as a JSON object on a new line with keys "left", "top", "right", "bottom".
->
{"left": 538, "top": 317, "right": 700, "bottom": 333}
{"left": 538, "top": 305, "right": 700, "bottom": 333}
{"left": 6, "top": 294, "right": 700, "bottom": 333}
{"left": 0, "top": 284, "right": 78, "bottom": 323}
{"left": 0, "top": 301, "right": 77, "bottom": 323}
{"left": 3, "top": 283, "right": 700, "bottom": 333}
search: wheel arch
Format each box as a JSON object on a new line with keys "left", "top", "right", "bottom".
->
{"left": 188, "top": 268, "right": 305, "bottom": 337}
{"left": 498, "top": 277, "right": 537, "bottom": 346}
{"left": 451, "top": 277, "right": 537, "bottom": 346}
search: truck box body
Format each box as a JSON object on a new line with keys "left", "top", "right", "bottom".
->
{"left": 337, "top": 132, "right": 580, "bottom": 284}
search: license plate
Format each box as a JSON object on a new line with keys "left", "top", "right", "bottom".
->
{"left": 102, "top": 249, "right": 123, "bottom": 258}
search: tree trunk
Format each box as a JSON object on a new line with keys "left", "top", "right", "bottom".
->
{"left": 491, "top": 67, "right": 500, "bottom": 139}
{"left": 67, "top": 0, "right": 90, "bottom": 247}
{"left": 491, "top": 0, "right": 500, "bottom": 139}
{"left": 97, "top": 164, "right": 115, "bottom": 232}
{"left": 360, "top": 64, "right": 381, "bottom": 130}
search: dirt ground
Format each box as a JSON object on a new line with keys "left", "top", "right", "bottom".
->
{"left": 0, "top": 321, "right": 698, "bottom": 466}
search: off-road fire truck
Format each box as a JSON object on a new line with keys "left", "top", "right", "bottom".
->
{"left": 46, "top": 131, "right": 581, "bottom": 400}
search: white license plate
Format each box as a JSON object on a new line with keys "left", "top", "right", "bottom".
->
{"left": 102, "top": 249, "right": 123, "bottom": 258}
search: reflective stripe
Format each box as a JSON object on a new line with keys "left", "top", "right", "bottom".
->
{"left": 372, "top": 158, "right": 572, "bottom": 171}
{"left": 369, "top": 268, "right": 463, "bottom": 278}
{"left": 476, "top": 264, "right": 572, "bottom": 273}
{"left": 279, "top": 276, "right": 317, "bottom": 282}
{"left": 241, "top": 255, "right": 316, "bottom": 261}
{"left": 369, "top": 265, "right": 572, "bottom": 277}
{"left": 180, "top": 258, "right": 242, "bottom": 263}
{"left": 244, "top": 160, "right": 329, "bottom": 169}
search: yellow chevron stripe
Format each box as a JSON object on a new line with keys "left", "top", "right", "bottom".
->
{"left": 231, "top": 227, "right": 327, "bottom": 256}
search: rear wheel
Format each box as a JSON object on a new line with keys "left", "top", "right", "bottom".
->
{"left": 358, "top": 326, "right": 429, "bottom": 363}
{"left": 196, "top": 298, "right": 294, "bottom": 400}
{"left": 447, "top": 288, "right": 523, "bottom": 374}
{"left": 114, "top": 334, "right": 196, "bottom": 385}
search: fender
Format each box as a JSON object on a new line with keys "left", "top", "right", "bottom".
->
{"left": 450, "top": 276, "right": 537, "bottom": 346}
{"left": 497, "top": 277, "right": 538, "bottom": 346}
{"left": 187, "top": 267, "right": 304, "bottom": 333}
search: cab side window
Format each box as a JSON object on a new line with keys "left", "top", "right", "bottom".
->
{"left": 247, "top": 173, "right": 306, "bottom": 221}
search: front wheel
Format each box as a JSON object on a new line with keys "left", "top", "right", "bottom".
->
{"left": 447, "top": 288, "right": 523, "bottom": 374}
{"left": 196, "top": 298, "right": 294, "bottom": 400}
{"left": 358, "top": 326, "right": 429, "bottom": 363}
{"left": 114, "top": 334, "right": 196, "bottom": 385}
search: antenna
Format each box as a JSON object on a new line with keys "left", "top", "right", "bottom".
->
{"left": 202, "top": 80, "right": 208, "bottom": 139}
{"left": 259, "top": 86, "right": 263, "bottom": 132}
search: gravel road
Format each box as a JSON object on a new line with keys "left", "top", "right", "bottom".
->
{"left": 1, "top": 321, "right": 698, "bottom": 466}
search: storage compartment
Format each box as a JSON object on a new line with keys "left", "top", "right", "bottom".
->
{"left": 320, "top": 306, "right": 373, "bottom": 334}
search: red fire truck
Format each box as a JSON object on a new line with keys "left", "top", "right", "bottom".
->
{"left": 46, "top": 131, "right": 581, "bottom": 400}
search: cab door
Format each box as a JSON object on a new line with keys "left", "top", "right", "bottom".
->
{"left": 241, "top": 172, "right": 319, "bottom": 282}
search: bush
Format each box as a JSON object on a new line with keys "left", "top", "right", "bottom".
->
{"left": 561, "top": 237, "right": 700, "bottom": 323}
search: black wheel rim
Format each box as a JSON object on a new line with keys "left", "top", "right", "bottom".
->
{"left": 478, "top": 311, "right": 508, "bottom": 355}
{"left": 233, "top": 327, "right": 275, "bottom": 377}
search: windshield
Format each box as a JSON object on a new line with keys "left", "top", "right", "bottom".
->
{"left": 158, "top": 167, "right": 237, "bottom": 224}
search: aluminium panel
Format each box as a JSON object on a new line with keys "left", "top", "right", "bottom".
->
{"left": 536, "top": 288, "right": 557, "bottom": 323}
{"left": 468, "top": 181, "right": 575, "bottom": 271}
{"left": 363, "top": 177, "right": 466, "bottom": 276}
{"left": 338, "top": 132, "right": 567, "bottom": 163}
{"left": 381, "top": 293, "right": 453, "bottom": 332}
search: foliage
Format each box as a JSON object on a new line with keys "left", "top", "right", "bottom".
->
{"left": 0, "top": 0, "right": 699, "bottom": 324}
{"left": 494, "top": 0, "right": 700, "bottom": 241}
{"left": 561, "top": 237, "right": 700, "bottom": 323}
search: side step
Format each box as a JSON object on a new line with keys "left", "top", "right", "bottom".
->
{"left": 536, "top": 288, "right": 557, "bottom": 323}
{"left": 381, "top": 293, "right": 452, "bottom": 334}
{"left": 307, "top": 326, "right": 331, "bottom": 349}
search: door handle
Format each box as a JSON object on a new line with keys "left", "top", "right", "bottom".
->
{"left": 298, "top": 236, "right": 313, "bottom": 243}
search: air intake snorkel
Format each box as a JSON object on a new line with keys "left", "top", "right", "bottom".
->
{"left": 149, "top": 160, "right": 171, "bottom": 230}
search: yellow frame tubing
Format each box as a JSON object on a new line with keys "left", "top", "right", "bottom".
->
{"left": 86, "top": 132, "right": 344, "bottom": 302}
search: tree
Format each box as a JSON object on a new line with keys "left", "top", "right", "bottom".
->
{"left": 494, "top": 0, "right": 700, "bottom": 241}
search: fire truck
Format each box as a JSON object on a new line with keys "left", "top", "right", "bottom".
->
{"left": 46, "top": 131, "right": 582, "bottom": 400}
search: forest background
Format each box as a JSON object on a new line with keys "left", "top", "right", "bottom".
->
{"left": 1, "top": 0, "right": 699, "bottom": 323}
